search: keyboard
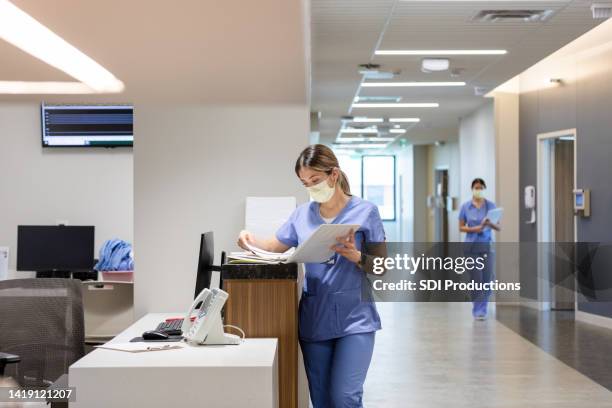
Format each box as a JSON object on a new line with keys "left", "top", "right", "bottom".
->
{"left": 155, "top": 319, "right": 184, "bottom": 336}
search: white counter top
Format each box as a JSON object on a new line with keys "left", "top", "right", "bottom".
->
{"left": 69, "top": 313, "right": 278, "bottom": 408}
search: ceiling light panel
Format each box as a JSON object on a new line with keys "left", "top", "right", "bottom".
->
{"left": 0, "top": 0, "right": 124, "bottom": 93}
{"left": 349, "top": 117, "right": 384, "bottom": 123}
{"left": 340, "top": 128, "right": 379, "bottom": 134}
{"left": 376, "top": 50, "right": 507, "bottom": 56}
{"left": 362, "top": 81, "right": 465, "bottom": 87}
{"left": 389, "top": 118, "right": 420, "bottom": 123}
{"left": 336, "top": 137, "right": 396, "bottom": 143}
{"left": 352, "top": 103, "right": 439, "bottom": 108}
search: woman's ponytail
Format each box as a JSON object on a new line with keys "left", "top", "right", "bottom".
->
{"left": 338, "top": 170, "right": 351, "bottom": 195}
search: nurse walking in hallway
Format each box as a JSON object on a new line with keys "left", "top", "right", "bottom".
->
{"left": 238, "top": 144, "right": 386, "bottom": 408}
{"left": 459, "top": 178, "right": 501, "bottom": 320}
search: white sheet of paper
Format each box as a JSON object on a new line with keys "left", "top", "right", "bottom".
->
{"left": 95, "top": 342, "right": 184, "bottom": 353}
{"left": 245, "top": 197, "right": 296, "bottom": 239}
{"left": 288, "top": 224, "right": 360, "bottom": 263}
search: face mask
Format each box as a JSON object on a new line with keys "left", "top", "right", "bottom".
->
{"left": 473, "top": 189, "right": 485, "bottom": 199}
{"left": 307, "top": 178, "right": 335, "bottom": 203}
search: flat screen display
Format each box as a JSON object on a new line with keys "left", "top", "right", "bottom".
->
{"left": 41, "top": 103, "right": 133, "bottom": 147}
{"left": 17, "top": 225, "right": 95, "bottom": 272}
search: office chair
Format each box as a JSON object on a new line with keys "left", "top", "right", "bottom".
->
{"left": 0, "top": 278, "right": 85, "bottom": 408}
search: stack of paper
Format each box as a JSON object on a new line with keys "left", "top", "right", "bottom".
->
{"left": 228, "top": 243, "right": 295, "bottom": 264}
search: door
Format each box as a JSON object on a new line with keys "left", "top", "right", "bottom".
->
{"left": 537, "top": 130, "right": 576, "bottom": 311}
{"left": 552, "top": 138, "right": 575, "bottom": 310}
{"left": 434, "top": 169, "right": 449, "bottom": 242}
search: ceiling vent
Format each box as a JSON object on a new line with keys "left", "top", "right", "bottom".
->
{"left": 358, "top": 63, "right": 400, "bottom": 80}
{"left": 472, "top": 9, "right": 554, "bottom": 23}
{"left": 591, "top": 4, "right": 612, "bottom": 19}
{"left": 474, "top": 86, "right": 490, "bottom": 96}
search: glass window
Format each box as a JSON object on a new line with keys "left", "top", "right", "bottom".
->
{"left": 362, "top": 156, "right": 396, "bottom": 220}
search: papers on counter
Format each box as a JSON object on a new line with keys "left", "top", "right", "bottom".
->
{"left": 94, "top": 343, "right": 184, "bottom": 353}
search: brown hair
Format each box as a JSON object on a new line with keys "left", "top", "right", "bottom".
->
{"left": 295, "top": 144, "right": 351, "bottom": 195}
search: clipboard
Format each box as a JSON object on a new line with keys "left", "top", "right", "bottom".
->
{"left": 287, "top": 223, "right": 360, "bottom": 263}
{"left": 485, "top": 207, "right": 504, "bottom": 225}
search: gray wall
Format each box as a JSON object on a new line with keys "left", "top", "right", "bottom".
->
{"left": 0, "top": 102, "right": 133, "bottom": 279}
{"left": 518, "top": 44, "right": 612, "bottom": 317}
{"left": 134, "top": 104, "right": 309, "bottom": 317}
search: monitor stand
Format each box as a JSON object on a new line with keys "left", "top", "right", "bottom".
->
{"left": 36, "top": 270, "right": 97, "bottom": 281}
{"left": 36, "top": 270, "right": 71, "bottom": 279}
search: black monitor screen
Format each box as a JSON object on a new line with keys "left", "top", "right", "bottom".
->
{"left": 17, "top": 226, "right": 95, "bottom": 272}
{"left": 194, "top": 232, "right": 214, "bottom": 298}
{"left": 41, "top": 103, "right": 133, "bottom": 147}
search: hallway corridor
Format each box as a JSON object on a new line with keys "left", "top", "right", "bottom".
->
{"left": 365, "top": 303, "right": 612, "bottom": 407}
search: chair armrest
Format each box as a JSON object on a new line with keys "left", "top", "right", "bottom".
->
{"left": 0, "top": 352, "right": 20, "bottom": 376}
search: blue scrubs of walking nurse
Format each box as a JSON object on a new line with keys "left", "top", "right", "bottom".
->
{"left": 238, "top": 144, "right": 385, "bottom": 408}
{"left": 458, "top": 178, "right": 501, "bottom": 320}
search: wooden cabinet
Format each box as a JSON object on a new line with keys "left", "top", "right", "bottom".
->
{"left": 222, "top": 264, "right": 298, "bottom": 408}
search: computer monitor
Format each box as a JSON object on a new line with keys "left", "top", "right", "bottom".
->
{"left": 194, "top": 232, "right": 225, "bottom": 298}
{"left": 17, "top": 225, "right": 95, "bottom": 273}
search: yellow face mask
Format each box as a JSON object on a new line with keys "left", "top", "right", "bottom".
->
{"left": 472, "top": 189, "right": 485, "bottom": 199}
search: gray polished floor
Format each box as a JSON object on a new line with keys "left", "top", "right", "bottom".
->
{"left": 364, "top": 303, "right": 612, "bottom": 407}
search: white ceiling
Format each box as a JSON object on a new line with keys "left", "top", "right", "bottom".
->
{"left": 312, "top": 0, "right": 604, "bottom": 146}
{"left": 0, "top": 0, "right": 310, "bottom": 104}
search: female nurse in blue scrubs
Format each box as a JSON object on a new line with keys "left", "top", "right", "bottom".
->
{"left": 238, "top": 144, "right": 386, "bottom": 408}
{"left": 458, "top": 178, "right": 501, "bottom": 320}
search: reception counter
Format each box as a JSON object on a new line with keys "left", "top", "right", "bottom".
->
{"left": 222, "top": 263, "right": 298, "bottom": 408}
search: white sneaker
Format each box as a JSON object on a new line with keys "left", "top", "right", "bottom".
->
{"left": 474, "top": 315, "right": 487, "bottom": 321}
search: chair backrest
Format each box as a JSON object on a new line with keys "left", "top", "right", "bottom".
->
{"left": 0, "top": 278, "right": 84, "bottom": 387}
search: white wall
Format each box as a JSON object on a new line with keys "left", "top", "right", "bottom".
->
{"left": 0, "top": 102, "right": 134, "bottom": 279}
{"left": 459, "top": 101, "right": 496, "bottom": 205}
{"left": 134, "top": 104, "right": 309, "bottom": 317}
{"left": 493, "top": 92, "right": 519, "bottom": 242}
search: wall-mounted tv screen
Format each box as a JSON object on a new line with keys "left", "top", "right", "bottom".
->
{"left": 41, "top": 103, "right": 133, "bottom": 147}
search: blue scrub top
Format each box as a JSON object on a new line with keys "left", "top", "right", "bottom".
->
{"left": 276, "top": 196, "right": 386, "bottom": 342}
{"left": 458, "top": 199, "right": 496, "bottom": 243}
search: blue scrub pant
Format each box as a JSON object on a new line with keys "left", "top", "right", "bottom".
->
{"left": 469, "top": 250, "right": 495, "bottom": 317}
{"left": 300, "top": 332, "right": 375, "bottom": 408}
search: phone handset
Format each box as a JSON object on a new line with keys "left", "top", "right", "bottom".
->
{"left": 183, "top": 288, "right": 241, "bottom": 345}
{"left": 181, "top": 288, "right": 211, "bottom": 335}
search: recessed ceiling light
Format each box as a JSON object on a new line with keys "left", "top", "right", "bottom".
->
{"left": 350, "top": 117, "right": 384, "bottom": 123}
{"left": 354, "top": 96, "right": 402, "bottom": 103}
{"left": 353, "top": 103, "right": 438, "bottom": 108}
{"left": 376, "top": 50, "right": 507, "bottom": 56}
{"left": 389, "top": 118, "right": 421, "bottom": 123}
{"left": 333, "top": 143, "right": 389, "bottom": 149}
{"left": 340, "top": 128, "right": 379, "bottom": 134}
{"left": 336, "top": 137, "right": 395, "bottom": 143}
{"left": 0, "top": 0, "right": 124, "bottom": 93}
{"left": 422, "top": 58, "right": 450, "bottom": 72}
{"left": 390, "top": 129, "right": 407, "bottom": 134}
{"left": 362, "top": 81, "right": 465, "bottom": 87}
